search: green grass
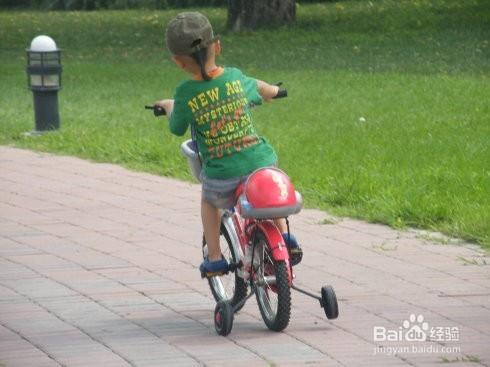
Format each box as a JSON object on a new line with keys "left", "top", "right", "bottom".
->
{"left": 0, "top": 1, "right": 489, "bottom": 248}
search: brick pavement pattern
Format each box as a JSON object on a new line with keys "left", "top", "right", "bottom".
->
{"left": 1, "top": 146, "right": 489, "bottom": 367}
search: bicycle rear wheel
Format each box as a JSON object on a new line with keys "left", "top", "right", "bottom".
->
{"left": 204, "top": 218, "right": 247, "bottom": 310}
{"left": 253, "top": 231, "right": 291, "bottom": 332}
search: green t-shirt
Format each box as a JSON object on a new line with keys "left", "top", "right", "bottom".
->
{"left": 169, "top": 67, "right": 277, "bottom": 179}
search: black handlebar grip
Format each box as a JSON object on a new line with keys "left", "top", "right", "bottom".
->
{"left": 273, "top": 89, "right": 288, "bottom": 99}
{"left": 145, "top": 105, "right": 166, "bottom": 116}
{"left": 153, "top": 106, "right": 166, "bottom": 116}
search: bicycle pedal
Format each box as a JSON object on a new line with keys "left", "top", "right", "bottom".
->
{"left": 290, "top": 248, "right": 303, "bottom": 266}
{"left": 201, "top": 270, "right": 228, "bottom": 279}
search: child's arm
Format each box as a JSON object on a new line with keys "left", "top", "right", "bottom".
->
{"left": 256, "top": 80, "right": 280, "bottom": 102}
{"left": 155, "top": 98, "right": 189, "bottom": 136}
{"left": 155, "top": 99, "right": 174, "bottom": 116}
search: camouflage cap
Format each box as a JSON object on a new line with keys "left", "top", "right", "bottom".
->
{"left": 165, "top": 12, "right": 218, "bottom": 55}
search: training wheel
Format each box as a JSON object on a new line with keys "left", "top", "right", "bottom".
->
{"left": 214, "top": 301, "right": 234, "bottom": 336}
{"left": 321, "top": 285, "right": 339, "bottom": 320}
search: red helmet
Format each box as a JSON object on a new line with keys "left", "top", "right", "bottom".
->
{"left": 245, "top": 168, "right": 297, "bottom": 209}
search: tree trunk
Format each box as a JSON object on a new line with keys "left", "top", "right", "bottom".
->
{"left": 227, "top": 0, "right": 296, "bottom": 32}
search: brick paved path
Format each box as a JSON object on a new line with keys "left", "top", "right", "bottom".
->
{"left": 1, "top": 146, "right": 489, "bottom": 367}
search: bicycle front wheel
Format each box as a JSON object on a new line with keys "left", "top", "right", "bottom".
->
{"left": 253, "top": 231, "right": 291, "bottom": 332}
{"left": 205, "top": 218, "right": 247, "bottom": 310}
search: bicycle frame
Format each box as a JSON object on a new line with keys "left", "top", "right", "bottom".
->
{"left": 222, "top": 204, "right": 293, "bottom": 286}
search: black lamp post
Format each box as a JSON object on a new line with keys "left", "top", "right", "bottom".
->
{"left": 26, "top": 35, "right": 62, "bottom": 132}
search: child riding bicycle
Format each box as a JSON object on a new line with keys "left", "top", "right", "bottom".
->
{"left": 155, "top": 12, "right": 302, "bottom": 277}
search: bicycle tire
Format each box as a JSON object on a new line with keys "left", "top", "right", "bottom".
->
{"left": 254, "top": 231, "right": 291, "bottom": 332}
{"left": 214, "top": 301, "right": 234, "bottom": 336}
{"left": 321, "top": 285, "right": 339, "bottom": 320}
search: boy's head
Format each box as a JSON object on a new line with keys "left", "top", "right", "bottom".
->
{"left": 165, "top": 12, "right": 220, "bottom": 80}
{"left": 166, "top": 12, "right": 217, "bottom": 56}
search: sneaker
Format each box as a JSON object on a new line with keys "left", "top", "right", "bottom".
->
{"left": 200, "top": 256, "right": 229, "bottom": 278}
{"left": 282, "top": 233, "right": 303, "bottom": 266}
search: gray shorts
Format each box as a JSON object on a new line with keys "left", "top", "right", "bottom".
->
{"left": 200, "top": 172, "right": 250, "bottom": 209}
{"left": 201, "top": 163, "right": 278, "bottom": 209}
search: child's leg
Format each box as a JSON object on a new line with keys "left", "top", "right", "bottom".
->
{"left": 201, "top": 198, "right": 222, "bottom": 261}
{"left": 274, "top": 218, "right": 287, "bottom": 233}
{"left": 274, "top": 218, "right": 303, "bottom": 265}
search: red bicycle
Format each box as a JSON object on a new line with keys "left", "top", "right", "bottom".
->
{"left": 146, "top": 90, "right": 339, "bottom": 336}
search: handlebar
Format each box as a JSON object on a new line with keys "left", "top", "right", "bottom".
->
{"left": 273, "top": 89, "right": 287, "bottom": 99}
{"left": 145, "top": 105, "right": 166, "bottom": 116}
{"left": 146, "top": 83, "right": 286, "bottom": 116}
{"left": 272, "top": 82, "right": 287, "bottom": 99}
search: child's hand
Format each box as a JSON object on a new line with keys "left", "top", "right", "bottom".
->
{"left": 155, "top": 99, "right": 174, "bottom": 116}
{"left": 257, "top": 80, "right": 280, "bottom": 102}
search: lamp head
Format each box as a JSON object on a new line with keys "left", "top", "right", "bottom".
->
{"left": 26, "top": 35, "right": 62, "bottom": 91}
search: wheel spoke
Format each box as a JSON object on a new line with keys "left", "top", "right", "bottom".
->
{"left": 255, "top": 239, "right": 279, "bottom": 319}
